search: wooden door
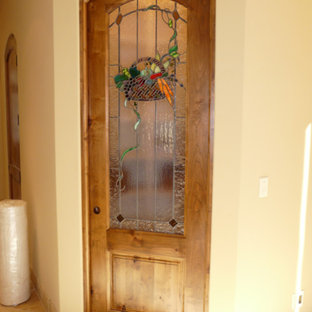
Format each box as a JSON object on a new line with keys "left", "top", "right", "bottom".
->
{"left": 82, "top": 0, "right": 215, "bottom": 311}
{"left": 5, "top": 35, "right": 21, "bottom": 200}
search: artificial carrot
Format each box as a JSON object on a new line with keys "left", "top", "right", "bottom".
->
{"left": 162, "top": 79, "right": 173, "bottom": 96}
{"left": 163, "top": 84, "right": 173, "bottom": 106}
{"left": 158, "top": 79, "right": 163, "bottom": 93}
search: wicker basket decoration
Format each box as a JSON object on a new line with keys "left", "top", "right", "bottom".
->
{"left": 122, "top": 57, "right": 174, "bottom": 103}
{"left": 115, "top": 55, "right": 178, "bottom": 106}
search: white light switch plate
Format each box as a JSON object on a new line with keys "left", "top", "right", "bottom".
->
{"left": 259, "top": 177, "right": 269, "bottom": 198}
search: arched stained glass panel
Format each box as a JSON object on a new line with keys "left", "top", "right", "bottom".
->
{"left": 109, "top": 0, "right": 187, "bottom": 234}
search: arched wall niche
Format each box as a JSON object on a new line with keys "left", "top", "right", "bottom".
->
{"left": 0, "top": 35, "right": 17, "bottom": 199}
{"left": 4, "top": 33, "right": 22, "bottom": 199}
{"left": 5, "top": 34, "right": 17, "bottom": 62}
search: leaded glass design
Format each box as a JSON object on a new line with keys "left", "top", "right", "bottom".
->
{"left": 109, "top": 0, "right": 187, "bottom": 234}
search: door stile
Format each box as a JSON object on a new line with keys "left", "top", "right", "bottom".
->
{"left": 87, "top": 0, "right": 110, "bottom": 311}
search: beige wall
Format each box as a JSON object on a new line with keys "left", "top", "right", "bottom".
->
{"left": 211, "top": 0, "right": 312, "bottom": 311}
{"left": 210, "top": 0, "right": 245, "bottom": 310}
{"left": 1, "top": 0, "right": 312, "bottom": 312}
{"left": 0, "top": 4, "right": 9, "bottom": 201}
{"left": 53, "top": 0, "right": 83, "bottom": 311}
{"left": 0, "top": 0, "right": 60, "bottom": 310}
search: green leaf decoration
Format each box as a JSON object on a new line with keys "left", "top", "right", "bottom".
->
{"left": 129, "top": 66, "right": 140, "bottom": 78}
{"left": 170, "top": 52, "right": 180, "bottom": 58}
{"left": 146, "top": 5, "right": 157, "bottom": 11}
{"left": 122, "top": 68, "right": 131, "bottom": 78}
{"left": 168, "top": 19, "right": 173, "bottom": 28}
{"left": 151, "top": 63, "right": 157, "bottom": 72}
{"left": 116, "top": 81, "right": 124, "bottom": 89}
{"left": 169, "top": 45, "right": 178, "bottom": 54}
{"left": 156, "top": 52, "right": 161, "bottom": 61}
{"left": 169, "top": 30, "right": 177, "bottom": 43}
{"left": 114, "top": 74, "right": 128, "bottom": 84}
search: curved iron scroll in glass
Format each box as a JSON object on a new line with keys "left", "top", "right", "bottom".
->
{"left": 109, "top": 0, "right": 187, "bottom": 234}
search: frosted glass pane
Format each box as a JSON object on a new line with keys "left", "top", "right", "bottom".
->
{"left": 122, "top": 219, "right": 138, "bottom": 230}
{"left": 120, "top": 95, "right": 138, "bottom": 220}
{"left": 120, "top": 2, "right": 137, "bottom": 67}
{"left": 176, "top": 62, "right": 187, "bottom": 118}
{"left": 137, "top": 220, "right": 155, "bottom": 232}
{"left": 175, "top": 118, "right": 185, "bottom": 172}
{"left": 176, "top": 9, "right": 187, "bottom": 63}
{"left": 109, "top": 66, "right": 119, "bottom": 117}
{"left": 138, "top": 0, "right": 156, "bottom": 59}
{"left": 109, "top": 24, "right": 118, "bottom": 65}
{"left": 155, "top": 99, "right": 174, "bottom": 221}
{"left": 137, "top": 101, "right": 156, "bottom": 221}
{"left": 109, "top": 117, "right": 119, "bottom": 169}
{"left": 109, "top": 0, "right": 187, "bottom": 234}
{"left": 109, "top": 8, "right": 118, "bottom": 25}
{"left": 156, "top": 0, "right": 175, "bottom": 57}
{"left": 155, "top": 221, "right": 173, "bottom": 234}
{"left": 110, "top": 169, "right": 120, "bottom": 219}
{"left": 174, "top": 170, "right": 185, "bottom": 224}
{"left": 177, "top": 3, "right": 187, "bottom": 21}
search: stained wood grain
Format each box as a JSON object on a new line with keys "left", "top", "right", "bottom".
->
{"left": 107, "top": 229, "right": 186, "bottom": 258}
{"left": 111, "top": 254, "right": 183, "bottom": 312}
{"left": 87, "top": 1, "right": 110, "bottom": 311}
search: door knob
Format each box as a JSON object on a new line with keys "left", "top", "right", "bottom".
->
{"left": 93, "top": 206, "right": 101, "bottom": 214}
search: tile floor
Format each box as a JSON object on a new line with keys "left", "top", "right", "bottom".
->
{"left": 0, "top": 291, "right": 45, "bottom": 312}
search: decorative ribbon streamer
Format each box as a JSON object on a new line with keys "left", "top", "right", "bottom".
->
{"left": 116, "top": 99, "right": 141, "bottom": 189}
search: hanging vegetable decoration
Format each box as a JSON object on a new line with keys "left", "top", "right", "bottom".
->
{"left": 114, "top": 5, "right": 185, "bottom": 188}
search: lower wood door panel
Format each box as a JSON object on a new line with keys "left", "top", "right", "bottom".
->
{"left": 109, "top": 253, "right": 184, "bottom": 312}
{"left": 107, "top": 228, "right": 186, "bottom": 312}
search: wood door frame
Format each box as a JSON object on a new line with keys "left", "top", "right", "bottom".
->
{"left": 79, "top": 0, "right": 215, "bottom": 311}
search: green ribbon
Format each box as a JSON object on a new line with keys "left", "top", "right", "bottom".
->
{"left": 117, "top": 100, "right": 141, "bottom": 189}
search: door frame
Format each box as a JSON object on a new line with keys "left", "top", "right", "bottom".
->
{"left": 79, "top": 0, "right": 215, "bottom": 311}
